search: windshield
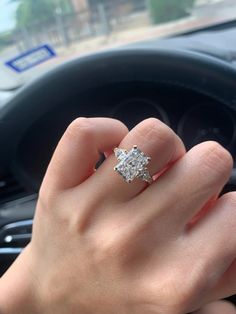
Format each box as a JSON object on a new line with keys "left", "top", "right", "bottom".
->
{"left": 0, "top": 0, "right": 236, "bottom": 90}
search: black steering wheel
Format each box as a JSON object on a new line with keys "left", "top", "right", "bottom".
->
{"left": 1, "top": 48, "right": 236, "bottom": 175}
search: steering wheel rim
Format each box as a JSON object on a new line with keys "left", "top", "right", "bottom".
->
{"left": 0, "top": 48, "right": 236, "bottom": 172}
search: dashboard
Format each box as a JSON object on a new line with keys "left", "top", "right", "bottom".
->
{"left": 13, "top": 82, "right": 236, "bottom": 191}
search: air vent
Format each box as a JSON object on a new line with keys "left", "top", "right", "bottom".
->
{"left": 0, "top": 172, "right": 28, "bottom": 205}
{"left": 0, "top": 220, "right": 32, "bottom": 249}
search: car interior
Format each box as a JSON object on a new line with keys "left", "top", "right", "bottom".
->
{"left": 1, "top": 16, "right": 236, "bottom": 306}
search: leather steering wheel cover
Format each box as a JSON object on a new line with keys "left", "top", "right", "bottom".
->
{"left": 0, "top": 48, "right": 236, "bottom": 171}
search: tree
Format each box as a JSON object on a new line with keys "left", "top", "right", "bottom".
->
{"left": 148, "top": 0, "right": 196, "bottom": 24}
{"left": 0, "top": 32, "right": 14, "bottom": 51}
{"left": 13, "top": 0, "right": 73, "bottom": 27}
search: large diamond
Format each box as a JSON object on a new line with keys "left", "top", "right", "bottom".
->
{"left": 114, "top": 146, "right": 151, "bottom": 183}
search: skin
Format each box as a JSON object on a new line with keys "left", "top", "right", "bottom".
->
{"left": 0, "top": 117, "right": 236, "bottom": 314}
{"left": 194, "top": 300, "right": 236, "bottom": 314}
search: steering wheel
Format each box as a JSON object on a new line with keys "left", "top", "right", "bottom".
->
{"left": 1, "top": 48, "right": 236, "bottom": 178}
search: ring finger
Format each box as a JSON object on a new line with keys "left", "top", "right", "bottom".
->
{"left": 90, "top": 118, "right": 185, "bottom": 201}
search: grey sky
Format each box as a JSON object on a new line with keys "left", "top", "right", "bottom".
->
{"left": 0, "top": 0, "right": 18, "bottom": 33}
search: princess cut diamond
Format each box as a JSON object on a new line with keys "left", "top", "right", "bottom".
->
{"left": 114, "top": 146, "right": 152, "bottom": 183}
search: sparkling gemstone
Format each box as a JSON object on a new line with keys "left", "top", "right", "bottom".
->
{"left": 114, "top": 148, "right": 127, "bottom": 161}
{"left": 114, "top": 146, "right": 151, "bottom": 182}
{"left": 138, "top": 169, "right": 152, "bottom": 183}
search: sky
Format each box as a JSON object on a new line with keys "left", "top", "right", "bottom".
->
{"left": 0, "top": 0, "right": 18, "bottom": 33}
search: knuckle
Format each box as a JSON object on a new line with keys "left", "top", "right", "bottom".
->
{"left": 66, "top": 117, "right": 93, "bottom": 142}
{"left": 156, "top": 124, "right": 174, "bottom": 145}
{"left": 37, "top": 188, "right": 55, "bottom": 213}
{"left": 201, "top": 141, "right": 233, "bottom": 175}
{"left": 220, "top": 192, "right": 236, "bottom": 209}
{"left": 38, "top": 184, "right": 62, "bottom": 213}
{"left": 88, "top": 237, "right": 120, "bottom": 266}
{"left": 111, "top": 118, "right": 129, "bottom": 134}
{"left": 138, "top": 118, "right": 175, "bottom": 145}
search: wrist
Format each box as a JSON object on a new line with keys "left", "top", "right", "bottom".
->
{"left": 0, "top": 244, "right": 41, "bottom": 314}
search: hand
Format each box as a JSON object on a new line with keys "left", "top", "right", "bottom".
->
{"left": 1, "top": 118, "right": 236, "bottom": 314}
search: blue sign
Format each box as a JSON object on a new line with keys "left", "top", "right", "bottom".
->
{"left": 5, "top": 44, "right": 56, "bottom": 73}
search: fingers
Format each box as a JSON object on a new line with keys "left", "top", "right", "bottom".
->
{"left": 190, "top": 193, "right": 236, "bottom": 303}
{"left": 193, "top": 301, "right": 236, "bottom": 314}
{"left": 41, "top": 117, "right": 128, "bottom": 192}
{"left": 92, "top": 118, "right": 185, "bottom": 201}
{"left": 205, "top": 259, "right": 236, "bottom": 306}
{"left": 135, "top": 141, "right": 232, "bottom": 232}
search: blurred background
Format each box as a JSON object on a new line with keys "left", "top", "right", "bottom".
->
{"left": 1, "top": 0, "right": 236, "bottom": 89}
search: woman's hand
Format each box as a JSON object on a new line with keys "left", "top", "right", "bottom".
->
{"left": 1, "top": 117, "right": 236, "bottom": 314}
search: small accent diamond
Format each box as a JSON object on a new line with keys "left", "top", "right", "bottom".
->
{"left": 114, "top": 148, "right": 127, "bottom": 161}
